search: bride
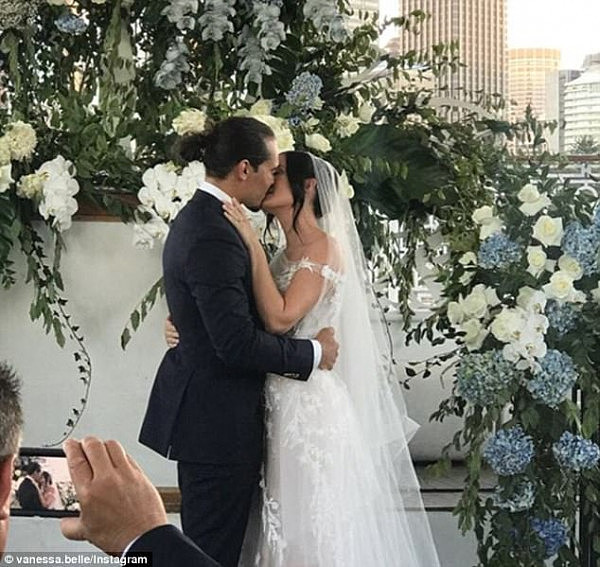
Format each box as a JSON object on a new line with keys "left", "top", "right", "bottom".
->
{"left": 168, "top": 151, "right": 439, "bottom": 566}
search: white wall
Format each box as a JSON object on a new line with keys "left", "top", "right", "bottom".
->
{"left": 0, "top": 221, "right": 461, "bottom": 481}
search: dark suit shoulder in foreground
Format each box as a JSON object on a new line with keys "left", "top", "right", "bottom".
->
{"left": 127, "top": 524, "right": 221, "bottom": 566}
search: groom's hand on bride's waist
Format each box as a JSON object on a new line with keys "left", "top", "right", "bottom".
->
{"left": 315, "top": 327, "right": 339, "bottom": 370}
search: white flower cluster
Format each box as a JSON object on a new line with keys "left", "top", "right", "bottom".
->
{"left": 133, "top": 161, "right": 205, "bottom": 249}
{"left": 238, "top": 2, "right": 285, "bottom": 86}
{"left": 0, "top": 0, "right": 42, "bottom": 30}
{"left": 154, "top": 38, "right": 190, "bottom": 90}
{"left": 162, "top": 0, "right": 198, "bottom": 30}
{"left": 0, "top": 121, "right": 38, "bottom": 193}
{"left": 36, "top": 156, "right": 80, "bottom": 232}
{"left": 303, "top": 0, "right": 348, "bottom": 43}
{"left": 172, "top": 108, "right": 208, "bottom": 136}
{"left": 198, "top": 0, "right": 235, "bottom": 41}
{"left": 452, "top": 182, "right": 591, "bottom": 368}
{"left": 244, "top": 100, "right": 296, "bottom": 153}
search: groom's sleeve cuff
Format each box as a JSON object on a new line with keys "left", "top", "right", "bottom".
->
{"left": 310, "top": 340, "right": 322, "bottom": 373}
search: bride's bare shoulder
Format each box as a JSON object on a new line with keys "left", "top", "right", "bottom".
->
{"left": 304, "top": 234, "right": 342, "bottom": 271}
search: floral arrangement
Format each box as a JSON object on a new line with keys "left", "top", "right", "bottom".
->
{"left": 411, "top": 162, "right": 600, "bottom": 564}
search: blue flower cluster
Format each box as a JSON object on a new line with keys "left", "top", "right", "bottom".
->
{"left": 285, "top": 72, "right": 323, "bottom": 111}
{"left": 553, "top": 431, "right": 600, "bottom": 471}
{"left": 492, "top": 479, "right": 535, "bottom": 512}
{"left": 531, "top": 518, "right": 568, "bottom": 558}
{"left": 55, "top": 14, "right": 88, "bottom": 35}
{"left": 562, "top": 220, "right": 600, "bottom": 275}
{"left": 456, "top": 350, "right": 522, "bottom": 406}
{"left": 477, "top": 233, "right": 522, "bottom": 269}
{"left": 545, "top": 300, "right": 579, "bottom": 336}
{"left": 483, "top": 426, "right": 534, "bottom": 476}
{"left": 527, "top": 350, "right": 578, "bottom": 408}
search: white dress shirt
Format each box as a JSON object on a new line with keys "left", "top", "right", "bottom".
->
{"left": 197, "top": 182, "right": 322, "bottom": 371}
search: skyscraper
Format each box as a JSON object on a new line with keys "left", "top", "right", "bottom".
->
{"left": 507, "top": 48, "right": 560, "bottom": 124}
{"left": 390, "top": 0, "right": 507, "bottom": 104}
{"left": 564, "top": 54, "right": 600, "bottom": 153}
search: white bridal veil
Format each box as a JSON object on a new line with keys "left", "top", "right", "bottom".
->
{"left": 304, "top": 154, "right": 441, "bottom": 566}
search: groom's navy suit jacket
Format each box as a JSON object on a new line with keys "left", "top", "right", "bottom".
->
{"left": 139, "top": 189, "right": 314, "bottom": 465}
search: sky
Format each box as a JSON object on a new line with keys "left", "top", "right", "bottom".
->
{"left": 379, "top": 0, "right": 600, "bottom": 70}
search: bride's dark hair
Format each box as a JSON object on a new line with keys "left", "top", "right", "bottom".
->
{"left": 266, "top": 150, "right": 323, "bottom": 235}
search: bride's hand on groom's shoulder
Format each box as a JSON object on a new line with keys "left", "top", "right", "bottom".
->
{"left": 165, "top": 315, "right": 179, "bottom": 349}
{"left": 223, "top": 198, "right": 258, "bottom": 249}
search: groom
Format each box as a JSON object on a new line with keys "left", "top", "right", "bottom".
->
{"left": 139, "top": 116, "right": 339, "bottom": 567}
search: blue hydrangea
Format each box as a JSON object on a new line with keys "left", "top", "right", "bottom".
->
{"left": 477, "top": 233, "right": 522, "bottom": 269}
{"left": 492, "top": 479, "right": 535, "bottom": 512}
{"left": 562, "top": 220, "right": 600, "bottom": 275}
{"left": 456, "top": 351, "right": 522, "bottom": 406}
{"left": 285, "top": 72, "right": 323, "bottom": 111}
{"left": 527, "top": 350, "right": 578, "bottom": 408}
{"left": 531, "top": 518, "right": 568, "bottom": 558}
{"left": 553, "top": 431, "right": 600, "bottom": 471}
{"left": 483, "top": 426, "right": 534, "bottom": 476}
{"left": 55, "top": 14, "right": 88, "bottom": 35}
{"left": 545, "top": 300, "right": 579, "bottom": 336}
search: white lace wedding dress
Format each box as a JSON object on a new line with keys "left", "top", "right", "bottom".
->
{"left": 247, "top": 251, "right": 440, "bottom": 567}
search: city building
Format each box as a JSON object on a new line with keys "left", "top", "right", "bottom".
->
{"left": 390, "top": 0, "right": 507, "bottom": 111}
{"left": 563, "top": 54, "right": 600, "bottom": 154}
{"left": 507, "top": 48, "right": 560, "bottom": 123}
{"left": 545, "top": 69, "right": 582, "bottom": 153}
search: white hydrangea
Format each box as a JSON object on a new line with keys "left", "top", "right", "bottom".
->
{"left": 16, "top": 172, "right": 45, "bottom": 199}
{"left": 5, "top": 121, "right": 37, "bottom": 161}
{"left": 37, "top": 156, "right": 80, "bottom": 232}
{"left": 0, "top": 136, "right": 10, "bottom": 165}
{"left": 173, "top": 108, "right": 208, "bottom": 136}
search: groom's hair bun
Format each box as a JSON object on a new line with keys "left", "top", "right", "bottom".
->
{"left": 176, "top": 116, "right": 275, "bottom": 179}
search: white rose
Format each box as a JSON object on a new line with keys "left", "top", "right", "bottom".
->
{"left": 172, "top": 109, "right": 208, "bottom": 136}
{"left": 532, "top": 215, "right": 563, "bottom": 247}
{"left": 516, "top": 286, "right": 547, "bottom": 314}
{"left": 518, "top": 183, "right": 540, "bottom": 203}
{"left": 0, "top": 164, "right": 13, "bottom": 193}
{"left": 250, "top": 99, "right": 273, "bottom": 116}
{"left": 472, "top": 206, "right": 503, "bottom": 239}
{"left": 526, "top": 246, "right": 548, "bottom": 277}
{"left": 542, "top": 271, "right": 577, "bottom": 302}
{"left": 472, "top": 205, "right": 494, "bottom": 224}
{"left": 460, "top": 318, "right": 489, "bottom": 351}
{"left": 483, "top": 286, "right": 501, "bottom": 307}
{"left": 447, "top": 301, "right": 464, "bottom": 325}
{"left": 490, "top": 308, "right": 525, "bottom": 343}
{"left": 459, "top": 252, "right": 478, "bottom": 266}
{"left": 339, "top": 170, "right": 354, "bottom": 199}
{"left": 253, "top": 115, "right": 295, "bottom": 152}
{"left": 5, "top": 121, "right": 37, "bottom": 161}
{"left": 480, "top": 218, "right": 504, "bottom": 240}
{"left": 558, "top": 254, "right": 583, "bottom": 280}
{"left": 336, "top": 113, "right": 360, "bottom": 138}
{"left": 305, "top": 133, "right": 332, "bottom": 153}
{"left": 460, "top": 286, "right": 488, "bottom": 320}
{"left": 519, "top": 194, "right": 551, "bottom": 217}
{"left": 0, "top": 136, "right": 11, "bottom": 165}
